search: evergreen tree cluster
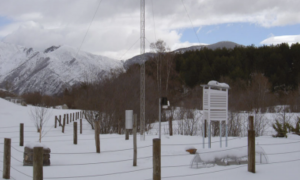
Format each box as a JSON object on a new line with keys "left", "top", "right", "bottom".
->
{"left": 174, "top": 43, "right": 300, "bottom": 91}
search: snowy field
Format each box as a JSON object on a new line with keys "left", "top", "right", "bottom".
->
{"left": 0, "top": 98, "right": 300, "bottom": 180}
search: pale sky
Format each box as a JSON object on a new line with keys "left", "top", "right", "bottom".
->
{"left": 0, "top": 0, "right": 299, "bottom": 60}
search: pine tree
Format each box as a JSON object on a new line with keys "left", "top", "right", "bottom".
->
{"left": 272, "top": 120, "right": 288, "bottom": 138}
{"left": 293, "top": 118, "right": 300, "bottom": 135}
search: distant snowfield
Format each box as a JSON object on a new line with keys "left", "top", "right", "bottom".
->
{"left": 0, "top": 98, "right": 300, "bottom": 180}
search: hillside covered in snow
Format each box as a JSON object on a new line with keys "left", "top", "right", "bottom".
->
{"left": 0, "top": 41, "right": 123, "bottom": 95}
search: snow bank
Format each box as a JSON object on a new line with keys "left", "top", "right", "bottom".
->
{"left": 25, "top": 142, "right": 49, "bottom": 149}
{"left": 208, "top": 80, "right": 229, "bottom": 88}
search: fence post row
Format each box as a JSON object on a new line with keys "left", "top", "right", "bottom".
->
{"left": 248, "top": 116, "right": 255, "bottom": 173}
{"left": 3, "top": 138, "right": 11, "bottom": 179}
{"left": 20, "top": 123, "right": 24, "bottom": 146}
{"left": 153, "top": 138, "right": 161, "bottom": 180}
{"left": 33, "top": 147, "right": 43, "bottom": 180}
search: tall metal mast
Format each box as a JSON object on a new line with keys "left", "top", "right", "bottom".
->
{"left": 140, "top": 0, "right": 145, "bottom": 141}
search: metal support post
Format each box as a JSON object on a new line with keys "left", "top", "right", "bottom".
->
{"left": 159, "top": 98, "right": 161, "bottom": 139}
{"left": 220, "top": 121, "right": 222, "bottom": 148}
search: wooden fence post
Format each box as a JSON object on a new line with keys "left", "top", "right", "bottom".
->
{"left": 67, "top": 114, "right": 69, "bottom": 124}
{"left": 20, "top": 123, "right": 24, "bottom": 146}
{"left": 125, "top": 129, "right": 129, "bottom": 140}
{"left": 54, "top": 116, "right": 57, "bottom": 128}
{"left": 133, "top": 114, "right": 137, "bottom": 166}
{"left": 74, "top": 122, "right": 77, "bottom": 145}
{"left": 59, "top": 115, "right": 61, "bottom": 126}
{"left": 204, "top": 120, "right": 207, "bottom": 138}
{"left": 169, "top": 118, "right": 173, "bottom": 136}
{"left": 3, "top": 138, "right": 11, "bottom": 179}
{"left": 95, "top": 120, "right": 100, "bottom": 153}
{"left": 80, "top": 119, "right": 82, "bottom": 134}
{"left": 248, "top": 116, "right": 255, "bottom": 173}
{"left": 62, "top": 116, "right": 65, "bottom": 133}
{"left": 33, "top": 147, "right": 43, "bottom": 180}
{"left": 153, "top": 138, "right": 161, "bottom": 180}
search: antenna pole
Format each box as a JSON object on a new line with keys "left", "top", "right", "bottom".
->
{"left": 140, "top": 0, "right": 146, "bottom": 141}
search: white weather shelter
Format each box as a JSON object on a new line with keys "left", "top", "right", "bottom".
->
{"left": 201, "top": 81, "right": 229, "bottom": 148}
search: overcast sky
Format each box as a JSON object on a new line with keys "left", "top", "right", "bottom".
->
{"left": 0, "top": 0, "right": 299, "bottom": 60}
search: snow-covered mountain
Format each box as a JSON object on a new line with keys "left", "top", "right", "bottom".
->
{"left": 0, "top": 42, "right": 123, "bottom": 95}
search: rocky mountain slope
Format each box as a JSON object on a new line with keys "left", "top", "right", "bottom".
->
{"left": 0, "top": 42, "right": 123, "bottom": 95}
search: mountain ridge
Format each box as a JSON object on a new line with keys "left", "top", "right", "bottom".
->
{"left": 123, "top": 41, "right": 242, "bottom": 69}
{"left": 0, "top": 41, "right": 123, "bottom": 95}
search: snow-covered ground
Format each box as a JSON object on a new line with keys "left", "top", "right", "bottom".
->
{"left": 0, "top": 98, "right": 300, "bottom": 180}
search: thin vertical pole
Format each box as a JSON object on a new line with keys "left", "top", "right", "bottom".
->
{"left": 204, "top": 120, "right": 207, "bottom": 138}
{"left": 133, "top": 114, "right": 137, "bottom": 166}
{"left": 67, "top": 114, "right": 69, "bottom": 124}
{"left": 80, "top": 119, "right": 82, "bottom": 134}
{"left": 226, "top": 123, "right": 228, "bottom": 147}
{"left": 73, "top": 122, "right": 77, "bottom": 144}
{"left": 202, "top": 124, "right": 205, "bottom": 149}
{"left": 54, "top": 116, "right": 57, "bottom": 128}
{"left": 159, "top": 98, "right": 161, "bottom": 139}
{"left": 208, "top": 121, "right": 211, "bottom": 148}
{"left": 20, "top": 123, "right": 24, "bottom": 146}
{"left": 220, "top": 121, "right": 222, "bottom": 148}
{"left": 3, "top": 138, "right": 11, "bottom": 179}
{"left": 248, "top": 116, "right": 255, "bottom": 173}
{"left": 153, "top": 138, "right": 161, "bottom": 180}
{"left": 33, "top": 147, "right": 43, "bottom": 180}
{"left": 59, "top": 115, "right": 61, "bottom": 126}
{"left": 140, "top": 0, "right": 146, "bottom": 141}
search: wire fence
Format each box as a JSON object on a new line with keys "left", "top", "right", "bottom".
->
{"left": 3, "top": 136, "right": 299, "bottom": 178}
{"left": 1, "top": 121, "right": 300, "bottom": 180}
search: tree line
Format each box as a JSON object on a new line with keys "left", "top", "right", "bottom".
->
{"left": 17, "top": 41, "right": 300, "bottom": 134}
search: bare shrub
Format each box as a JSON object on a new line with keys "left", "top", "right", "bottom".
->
{"left": 254, "top": 111, "right": 269, "bottom": 136}
{"left": 177, "top": 108, "right": 202, "bottom": 136}
{"left": 227, "top": 112, "right": 243, "bottom": 137}
{"left": 30, "top": 106, "right": 52, "bottom": 142}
